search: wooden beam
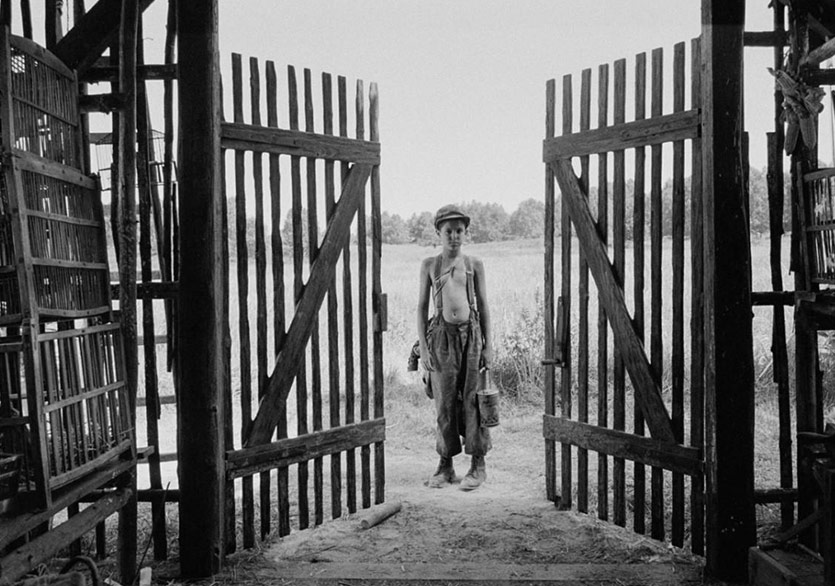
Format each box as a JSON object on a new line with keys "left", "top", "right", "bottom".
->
{"left": 0, "top": 458, "right": 135, "bottom": 551}
{"left": 111, "top": 281, "right": 178, "bottom": 300}
{"left": 116, "top": 1, "right": 139, "bottom": 583}
{"left": 743, "top": 30, "right": 787, "bottom": 47}
{"left": 543, "top": 110, "right": 699, "bottom": 160}
{"left": 221, "top": 122, "right": 381, "bottom": 164}
{"left": 753, "top": 487, "right": 798, "bottom": 504}
{"left": 52, "top": 0, "right": 154, "bottom": 75}
{"left": 701, "top": 2, "right": 757, "bottom": 581}
{"left": 803, "top": 35, "right": 835, "bottom": 66}
{"left": 542, "top": 415, "right": 702, "bottom": 476}
{"left": 803, "top": 68, "right": 835, "bottom": 86}
{"left": 246, "top": 163, "right": 373, "bottom": 447}
{"left": 0, "top": 489, "right": 131, "bottom": 583}
{"left": 81, "top": 63, "right": 177, "bottom": 83}
{"left": 228, "top": 419, "right": 386, "bottom": 479}
{"left": 177, "top": 0, "right": 225, "bottom": 577}
{"left": 551, "top": 159, "right": 675, "bottom": 444}
{"left": 78, "top": 92, "right": 126, "bottom": 113}
{"left": 750, "top": 291, "right": 794, "bottom": 306}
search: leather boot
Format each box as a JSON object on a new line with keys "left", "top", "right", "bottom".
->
{"left": 428, "top": 456, "right": 456, "bottom": 488}
{"left": 459, "top": 455, "right": 486, "bottom": 491}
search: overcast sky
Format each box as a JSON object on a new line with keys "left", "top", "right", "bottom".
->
{"left": 28, "top": 2, "right": 812, "bottom": 217}
{"left": 215, "top": 2, "right": 790, "bottom": 218}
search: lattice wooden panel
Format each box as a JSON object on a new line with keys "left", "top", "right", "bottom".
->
{"left": 37, "top": 323, "right": 132, "bottom": 490}
{"left": 0, "top": 178, "right": 20, "bottom": 324}
{"left": 0, "top": 30, "right": 131, "bottom": 511}
{"left": 7, "top": 37, "right": 80, "bottom": 167}
{"left": 802, "top": 168, "right": 835, "bottom": 284}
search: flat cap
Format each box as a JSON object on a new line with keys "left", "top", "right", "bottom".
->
{"left": 434, "top": 204, "right": 470, "bottom": 229}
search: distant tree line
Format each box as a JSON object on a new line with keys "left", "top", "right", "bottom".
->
{"left": 382, "top": 198, "right": 546, "bottom": 245}
{"left": 380, "top": 167, "right": 792, "bottom": 246}
{"left": 207, "top": 165, "right": 792, "bottom": 255}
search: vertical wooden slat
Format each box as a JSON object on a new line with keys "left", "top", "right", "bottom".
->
{"left": 249, "top": 56, "right": 271, "bottom": 541}
{"left": 632, "top": 50, "right": 647, "bottom": 537}
{"left": 560, "top": 74, "right": 573, "bottom": 509}
{"left": 48, "top": 338, "right": 64, "bottom": 475}
{"left": 232, "top": 52, "right": 255, "bottom": 550}
{"left": 671, "top": 41, "right": 686, "bottom": 548}
{"left": 649, "top": 46, "right": 665, "bottom": 542}
{"left": 612, "top": 57, "right": 626, "bottom": 528}
{"left": 338, "top": 75, "right": 357, "bottom": 515}
{"left": 116, "top": 2, "right": 138, "bottom": 577}
{"left": 68, "top": 501, "right": 81, "bottom": 556}
{"left": 137, "top": 29, "right": 166, "bottom": 556}
{"left": 689, "top": 35, "right": 705, "bottom": 557}
{"left": 357, "top": 79, "right": 372, "bottom": 510}
{"left": 596, "top": 63, "right": 609, "bottom": 522}
{"left": 267, "top": 60, "right": 290, "bottom": 538}
{"left": 20, "top": 0, "right": 32, "bottom": 39}
{"left": 577, "top": 68, "right": 591, "bottom": 513}
{"left": 322, "top": 71, "right": 343, "bottom": 520}
{"left": 302, "top": 66, "right": 317, "bottom": 530}
{"left": 370, "top": 81, "right": 385, "bottom": 505}
{"left": 544, "top": 77, "right": 556, "bottom": 503}
{"left": 770, "top": 2, "right": 793, "bottom": 533}
{"left": 221, "top": 142, "right": 236, "bottom": 554}
{"left": 162, "top": 0, "right": 177, "bottom": 372}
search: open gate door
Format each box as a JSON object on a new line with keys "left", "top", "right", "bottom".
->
{"left": 542, "top": 41, "right": 705, "bottom": 553}
{"left": 218, "top": 55, "right": 385, "bottom": 549}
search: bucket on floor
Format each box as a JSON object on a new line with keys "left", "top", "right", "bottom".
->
{"left": 477, "top": 370, "right": 500, "bottom": 428}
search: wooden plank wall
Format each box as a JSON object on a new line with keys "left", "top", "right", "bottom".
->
{"left": 543, "top": 40, "right": 705, "bottom": 552}
{"left": 221, "top": 54, "right": 383, "bottom": 550}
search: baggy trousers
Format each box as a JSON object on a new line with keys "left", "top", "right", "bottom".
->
{"left": 427, "top": 315, "right": 491, "bottom": 457}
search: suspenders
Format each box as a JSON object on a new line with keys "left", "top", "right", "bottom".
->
{"left": 432, "top": 254, "right": 476, "bottom": 317}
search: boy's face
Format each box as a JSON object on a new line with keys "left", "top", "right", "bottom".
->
{"left": 437, "top": 219, "right": 468, "bottom": 251}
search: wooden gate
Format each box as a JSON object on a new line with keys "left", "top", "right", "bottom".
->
{"left": 542, "top": 40, "right": 705, "bottom": 553}
{"left": 218, "top": 54, "right": 384, "bottom": 549}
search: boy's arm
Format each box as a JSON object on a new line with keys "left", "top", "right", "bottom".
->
{"left": 473, "top": 257, "right": 493, "bottom": 369}
{"left": 416, "top": 257, "right": 435, "bottom": 370}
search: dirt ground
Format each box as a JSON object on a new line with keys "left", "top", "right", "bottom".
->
{"left": 169, "top": 409, "right": 712, "bottom": 585}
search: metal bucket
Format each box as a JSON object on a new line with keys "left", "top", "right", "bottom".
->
{"left": 477, "top": 386, "right": 500, "bottom": 428}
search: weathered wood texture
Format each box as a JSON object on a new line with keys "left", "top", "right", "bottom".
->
{"left": 543, "top": 41, "right": 705, "bottom": 555}
{"left": 221, "top": 55, "right": 384, "bottom": 551}
{"left": 543, "top": 78, "right": 556, "bottom": 503}
{"left": 701, "top": 3, "right": 756, "bottom": 581}
{"left": 0, "top": 28, "right": 136, "bottom": 581}
{"left": 177, "top": 0, "right": 225, "bottom": 577}
{"left": 0, "top": 489, "right": 132, "bottom": 584}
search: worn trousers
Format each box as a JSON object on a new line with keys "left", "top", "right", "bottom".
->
{"left": 427, "top": 315, "right": 491, "bottom": 457}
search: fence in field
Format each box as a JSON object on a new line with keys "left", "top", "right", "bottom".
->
{"left": 542, "top": 40, "right": 706, "bottom": 552}
{"left": 217, "top": 53, "right": 384, "bottom": 550}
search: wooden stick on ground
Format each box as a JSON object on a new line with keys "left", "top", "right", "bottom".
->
{"left": 357, "top": 501, "right": 402, "bottom": 530}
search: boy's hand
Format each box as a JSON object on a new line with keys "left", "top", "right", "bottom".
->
{"left": 480, "top": 347, "right": 494, "bottom": 370}
{"left": 421, "top": 346, "right": 436, "bottom": 371}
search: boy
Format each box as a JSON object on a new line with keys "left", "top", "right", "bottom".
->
{"left": 416, "top": 204, "right": 493, "bottom": 490}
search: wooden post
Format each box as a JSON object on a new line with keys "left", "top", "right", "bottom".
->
{"left": 701, "top": 1, "right": 756, "bottom": 581}
{"left": 45, "top": 0, "right": 63, "bottom": 50}
{"left": 116, "top": 1, "right": 138, "bottom": 583}
{"left": 177, "top": 0, "right": 225, "bottom": 577}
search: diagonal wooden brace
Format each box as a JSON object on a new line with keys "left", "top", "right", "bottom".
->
{"left": 246, "top": 162, "right": 372, "bottom": 447}
{"left": 553, "top": 158, "right": 675, "bottom": 444}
